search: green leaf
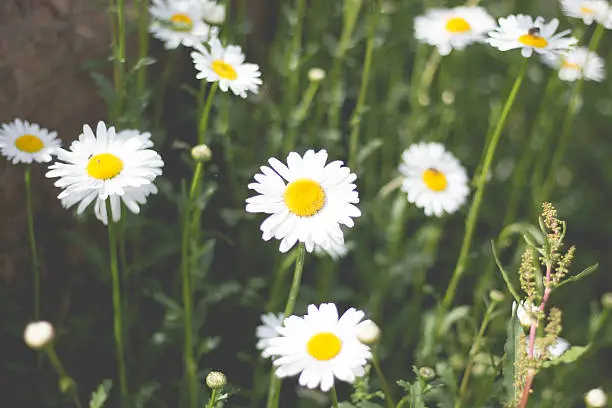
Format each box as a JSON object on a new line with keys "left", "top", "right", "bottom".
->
{"left": 502, "top": 309, "right": 522, "bottom": 404}
{"left": 556, "top": 263, "right": 599, "bottom": 288}
{"left": 89, "top": 379, "right": 112, "bottom": 408}
{"left": 356, "top": 138, "right": 383, "bottom": 166}
{"left": 90, "top": 72, "right": 118, "bottom": 107}
{"left": 498, "top": 222, "right": 545, "bottom": 248}
{"left": 440, "top": 305, "right": 470, "bottom": 333}
{"left": 542, "top": 345, "right": 590, "bottom": 367}
{"left": 491, "top": 241, "right": 521, "bottom": 304}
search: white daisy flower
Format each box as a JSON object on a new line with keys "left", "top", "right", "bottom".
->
{"left": 149, "top": 0, "right": 217, "bottom": 49}
{"left": 399, "top": 142, "right": 469, "bottom": 217}
{"left": 256, "top": 312, "right": 284, "bottom": 358}
{"left": 191, "top": 36, "right": 262, "bottom": 98}
{"left": 245, "top": 149, "right": 361, "bottom": 253}
{"left": 0, "top": 119, "right": 60, "bottom": 164}
{"left": 46, "top": 122, "right": 164, "bottom": 225}
{"left": 314, "top": 239, "right": 350, "bottom": 261}
{"left": 561, "top": 0, "right": 611, "bottom": 26}
{"left": 201, "top": 0, "right": 226, "bottom": 25}
{"left": 116, "top": 129, "right": 154, "bottom": 149}
{"left": 414, "top": 6, "right": 496, "bottom": 56}
{"left": 263, "top": 303, "right": 372, "bottom": 392}
{"left": 542, "top": 46, "right": 605, "bottom": 82}
{"left": 487, "top": 15, "right": 578, "bottom": 58}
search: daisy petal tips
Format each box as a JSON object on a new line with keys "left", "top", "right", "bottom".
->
{"left": 0, "top": 119, "right": 60, "bottom": 164}
{"left": 560, "top": 0, "right": 611, "bottom": 27}
{"left": 542, "top": 46, "right": 605, "bottom": 82}
{"left": 487, "top": 15, "right": 578, "bottom": 58}
{"left": 148, "top": 0, "right": 218, "bottom": 49}
{"left": 414, "top": 6, "right": 496, "bottom": 56}
{"left": 262, "top": 303, "right": 372, "bottom": 392}
{"left": 245, "top": 149, "right": 361, "bottom": 253}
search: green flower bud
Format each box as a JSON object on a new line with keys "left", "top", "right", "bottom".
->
{"left": 206, "top": 371, "right": 227, "bottom": 390}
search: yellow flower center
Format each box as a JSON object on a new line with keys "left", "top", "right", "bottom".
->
{"left": 86, "top": 153, "right": 124, "bottom": 180}
{"left": 518, "top": 33, "right": 548, "bottom": 48}
{"left": 562, "top": 60, "right": 580, "bottom": 70}
{"left": 212, "top": 60, "right": 238, "bottom": 80}
{"left": 445, "top": 17, "right": 471, "bottom": 33}
{"left": 283, "top": 178, "right": 326, "bottom": 217}
{"left": 306, "top": 332, "right": 342, "bottom": 361}
{"left": 580, "top": 6, "right": 595, "bottom": 14}
{"left": 14, "top": 134, "right": 44, "bottom": 153}
{"left": 423, "top": 168, "right": 448, "bottom": 192}
{"left": 170, "top": 13, "right": 193, "bottom": 31}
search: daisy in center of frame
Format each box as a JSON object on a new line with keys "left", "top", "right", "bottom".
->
{"left": 399, "top": 142, "right": 469, "bottom": 217}
{"left": 245, "top": 149, "right": 360, "bottom": 253}
{"left": 263, "top": 303, "right": 372, "bottom": 392}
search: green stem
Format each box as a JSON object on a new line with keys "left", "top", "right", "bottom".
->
{"left": 45, "top": 346, "right": 84, "bottom": 408}
{"left": 330, "top": 385, "right": 339, "bottom": 408}
{"left": 455, "top": 299, "right": 499, "bottom": 408}
{"left": 439, "top": 59, "right": 528, "bottom": 322}
{"left": 285, "top": 0, "right": 306, "bottom": 114}
{"left": 206, "top": 389, "right": 218, "bottom": 408}
{"left": 199, "top": 83, "right": 219, "bottom": 144}
{"left": 266, "top": 243, "right": 307, "bottom": 408}
{"left": 539, "top": 23, "right": 604, "bottom": 204}
{"left": 24, "top": 166, "right": 40, "bottom": 320}
{"left": 106, "top": 199, "right": 128, "bottom": 407}
{"left": 110, "top": 0, "right": 126, "bottom": 122}
{"left": 372, "top": 350, "right": 396, "bottom": 408}
{"left": 181, "top": 162, "right": 204, "bottom": 408}
{"left": 153, "top": 50, "right": 178, "bottom": 128}
{"left": 135, "top": 0, "right": 150, "bottom": 128}
{"left": 285, "top": 80, "right": 322, "bottom": 153}
{"left": 348, "top": 0, "right": 380, "bottom": 170}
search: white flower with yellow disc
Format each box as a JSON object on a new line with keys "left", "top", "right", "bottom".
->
{"left": 149, "top": 0, "right": 217, "bottom": 49}
{"left": 414, "top": 6, "right": 496, "bottom": 56}
{"left": 0, "top": 119, "right": 60, "bottom": 164}
{"left": 245, "top": 149, "right": 360, "bottom": 253}
{"left": 191, "top": 36, "right": 262, "bottom": 98}
{"left": 542, "top": 46, "right": 605, "bottom": 82}
{"left": 46, "top": 122, "right": 164, "bottom": 225}
{"left": 399, "top": 142, "right": 469, "bottom": 217}
{"left": 263, "top": 303, "right": 371, "bottom": 392}
{"left": 561, "top": 0, "right": 611, "bottom": 26}
{"left": 256, "top": 312, "right": 284, "bottom": 358}
{"left": 487, "top": 15, "right": 578, "bottom": 58}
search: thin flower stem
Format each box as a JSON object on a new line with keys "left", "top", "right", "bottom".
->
{"left": 371, "top": 350, "right": 396, "bottom": 408}
{"left": 285, "top": 0, "right": 306, "bottom": 114}
{"left": 348, "top": 0, "right": 381, "bottom": 170}
{"left": 24, "top": 166, "right": 40, "bottom": 320}
{"left": 539, "top": 23, "right": 605, "bottom": 205}
{"left": 45, "top": 346, "right": 84, "bottom": 408}
{"left": 439, "top": 59, "right": 528, "bottom": 323}
{"left": 135, "top": 0, "right": 150, "bottom": 125}
{"left": 330, "top": 385, "right": 339, "bottom": 408}
{"left": 181, "top": 161, "right": 205, "bottom": 408}
{"left": 110, "top": 0, "right": 126, "bottom": 122}
{"left": 455, "top": 298, "right": 500, "bottom": 408}
{"left": 285, "top": 80, "right": 322, "bottom": 153}
{"left": 266, "top": 243, "right": 306, "bottom": 408}
{"left": 153, "top": 50, "right": 179, "bottom": 129}
{"left": 105, "top": 199, "right": 128, "bottom": 407}
{"left": 206, "top": 389, "right": 218, "bottom": 408}
{"left": 198, "top": 83, "right": 219, "bottom": 145}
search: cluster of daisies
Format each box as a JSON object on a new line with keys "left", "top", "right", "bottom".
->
{"left": 0, "top": 119, "right": 164, "bottom": 225}
{"left": 149, "top": 0, "right": 262, "bottom": 98}
{"left": 416, "top": 0, "right": 610, "bottom": 82}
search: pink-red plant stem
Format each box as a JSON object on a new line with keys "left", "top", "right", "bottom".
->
{"left": 519, "top": 263, "right": 552, "bottom": 408}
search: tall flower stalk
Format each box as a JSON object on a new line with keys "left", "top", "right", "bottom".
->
{"left": 439, "top": 59, "right": 529, "bottom": 321}
{"left": 109, "top": 0, "right": 126, "bottom": 122}
{"left": 24, "top": 166, "right": 40, "bottom": 320}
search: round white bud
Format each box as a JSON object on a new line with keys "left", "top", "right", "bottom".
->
{"left": 356, "top": 319, "right": 380, "bottom": 344}
{"left": 206, "top": 371, "right": 227, "bottom": 390}
{"left": 24, "top": 321, "right": 54, "bottom": 350}
{"left": 585, "top": 388, "right": 607, "bottom": 407}
{"left": 191, "top": 144, "right": 212, "bottom": 162}
{"left": 308, "top": 68, "right": 326, "bottom": 82}
{"left": 203, "top": 3, "right": 226, "bottom": 25}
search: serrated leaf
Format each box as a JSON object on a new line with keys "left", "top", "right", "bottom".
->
{"left": 502, "top": 310, "right": 522, "bottom": 404}
{"left": 491, "top": 240, "right": 521, "bottom": 304}
{"left": 542, "top": 345, "right": 590, "bottom": 367}
{"left": 89, "top": 379, "right": 112, "bottom": 408}
{"left": 556, "top": 263, "right": 598, "bottom": 288}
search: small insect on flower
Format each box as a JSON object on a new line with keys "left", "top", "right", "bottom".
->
{"left": 263, "top": 303, "right": 372, "bottom": 392}
{"left": 487, "top": 15, "right": 578, "bottom": 58}
{"left": 149, "top": 0, "right": 218, "bottom": 49}
{"left": 560, "top": 0, "right": 612, "bottom": 27}
{"left": 0, "top": 118, "right": 60, "bottom": 164}
{"left": 542, "top": 46, "right": 605, "bottom": 82}
{"left": 191, "top": 37, "right": 262, "bottom": 98}
{"left": 414, "top": 6, "right": 496, "bottom": 55}
{"left": 398, "top": 142, "right": 469, "bottom": 217}
{"left": 245, "top": 149, "right": 360, "bottom": 253}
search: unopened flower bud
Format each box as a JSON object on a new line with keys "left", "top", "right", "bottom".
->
{"left": 203, "top": 3, "right": 226, "bottom": 25}
{"left": 418, "top": 366, "right": 436, "bottom": 381}
{"left": 356, "top": 319, "right": 380, "bottom": 345}
{"left": 24, "top": 321, "right": 54, "bottom": 350}
{"left": 489, "top": 290, "right": 505, "bottom": 303}
{"left": 441, "top": 90, "right": 455, "bottom": 105}
{"left": 191, "top": 144, "right": 212, "bottom": 162}
{"left": 513, "top": 300, "right": 538, "bottom": 327}
{"left": 585, "top": 388, "right": 607, "bottom": 407}
{"left": 308, "top": 68, "right": 326, "bottom": 82}
{"left": 206, "top": 371, "right": 227, "bottom": 390}
{"left": 601, "top": 293, "right": 612, "bottom": 309}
